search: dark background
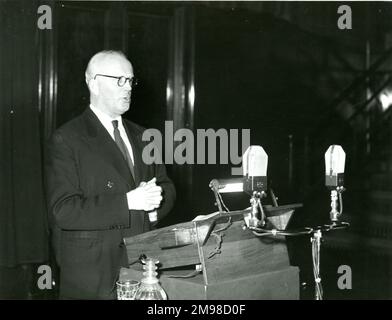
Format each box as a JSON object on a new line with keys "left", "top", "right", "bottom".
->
{"left": 1, "top": 0, "right": 392, "bottom": 299}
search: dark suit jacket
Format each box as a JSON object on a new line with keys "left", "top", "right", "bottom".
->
{"left": 45, "top": 108, "right": 176, "bottom": 299}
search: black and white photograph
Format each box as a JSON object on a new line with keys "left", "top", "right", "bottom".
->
{"left": 1, "top": 0, "right": 392, "bottom": 303}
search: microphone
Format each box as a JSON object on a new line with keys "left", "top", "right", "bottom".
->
{"left": 208, "top": 145, "right": 268, "bottom": 194}
{"left": 243, "top": 145, "right": 268, "bottom": 195}
{"left": 324, "top": 145, "right": 345, "bottom": 189}
{"left": 208, "top": 145, "right": 269, "bottom": 227}
{"left": 324, "top": 145, "right": 346, "bottom": 222}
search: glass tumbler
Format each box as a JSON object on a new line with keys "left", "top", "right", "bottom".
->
{"left": 116, "top": 279, "right": 140, "bottom": 300}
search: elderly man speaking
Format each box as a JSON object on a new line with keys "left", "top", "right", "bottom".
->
{"left": 45, "top": 50, "right": 176, "bottom": 299}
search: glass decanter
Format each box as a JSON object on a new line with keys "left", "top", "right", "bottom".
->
{"left": 135, "top": 257, "right": 167, "bottom": 300}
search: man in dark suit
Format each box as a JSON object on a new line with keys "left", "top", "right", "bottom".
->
{"left": 45, "top": 50, "right": 176, "bottom": 299}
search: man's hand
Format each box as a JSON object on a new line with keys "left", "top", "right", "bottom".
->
{"left": 126, "top": 178, "right": 163, "bottom": 211}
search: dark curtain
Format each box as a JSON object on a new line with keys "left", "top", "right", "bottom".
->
{"left": 0, "top": 1, "right": 48, "bottom": 267}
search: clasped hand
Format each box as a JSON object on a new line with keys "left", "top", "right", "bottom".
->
{"left": 126, "top": 177, "right": 163, "bottom": 211}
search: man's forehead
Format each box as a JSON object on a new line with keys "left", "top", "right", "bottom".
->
{"left": 94, "top": 55, "right": 133, "bottom": 76}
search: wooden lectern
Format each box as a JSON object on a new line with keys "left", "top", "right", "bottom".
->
{"left": 122, "top": 205, "right": 301, "bottom": 300}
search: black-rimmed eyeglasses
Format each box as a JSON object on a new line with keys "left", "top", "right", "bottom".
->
{"left": 94, "top": 74, "right": 138, "bottom": 88}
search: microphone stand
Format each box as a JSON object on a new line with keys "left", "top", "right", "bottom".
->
{"left": 330, "top": 186, "right": 345, "bottom": 222}
{"left": 245, "top": 191, "right": 267, "bottom": 228}
{"left": 310, "top": 186, "right": 346, "bottom": 300}
{"left": 209, "top": 180, "right": 224, "bottom": 214}
{"left": 311, "top": 229, "right": 323, "bottom": 300}
{"left": 247, "top": 186, "right": 348, "bottom": 301}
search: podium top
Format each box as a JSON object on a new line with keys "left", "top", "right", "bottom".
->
{"left": 123, "top": 204, "right": 302, "bottom": 272}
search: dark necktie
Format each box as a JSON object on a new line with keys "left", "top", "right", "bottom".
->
{"left": 112, "top": 120, "right": 135, "bottom": 179}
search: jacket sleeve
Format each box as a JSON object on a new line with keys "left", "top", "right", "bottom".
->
{"left": 45, "top": 131, "right": 130, "bottom": 231}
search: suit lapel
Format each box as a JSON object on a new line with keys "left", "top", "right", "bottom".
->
{"left": 82, "top": 108, "right": 136, "bottom": 189}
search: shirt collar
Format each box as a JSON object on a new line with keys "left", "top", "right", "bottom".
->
{"left": 90, "top": 104, "right": 122, "bottom": 129}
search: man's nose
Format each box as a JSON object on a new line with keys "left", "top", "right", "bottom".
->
{"left": 124, "top": 78, "right": 133, "bottom": 90}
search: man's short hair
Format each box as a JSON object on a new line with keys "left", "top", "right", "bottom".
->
{"left": 85, "top": 50, "right": 128, "bottom": 84}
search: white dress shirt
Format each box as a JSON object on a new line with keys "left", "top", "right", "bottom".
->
{"left": 89, "top": 104, "right": 135, "bottom": 164}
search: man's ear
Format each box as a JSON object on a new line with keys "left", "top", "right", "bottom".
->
{"left": 87, "top": 77, "right": 99, "bottom": 95}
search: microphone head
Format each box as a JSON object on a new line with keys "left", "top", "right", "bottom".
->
{"left": 325, "top": 145, "right": 345, "bottom": 175}
{"left": 325, "top": 145, "right": 345, "bottom": 188}
{"left": 243, "top": 145, "right": 268, "bottom": 177}
{"left": 242, "top": 145, "right": 268, "bottom": 194}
